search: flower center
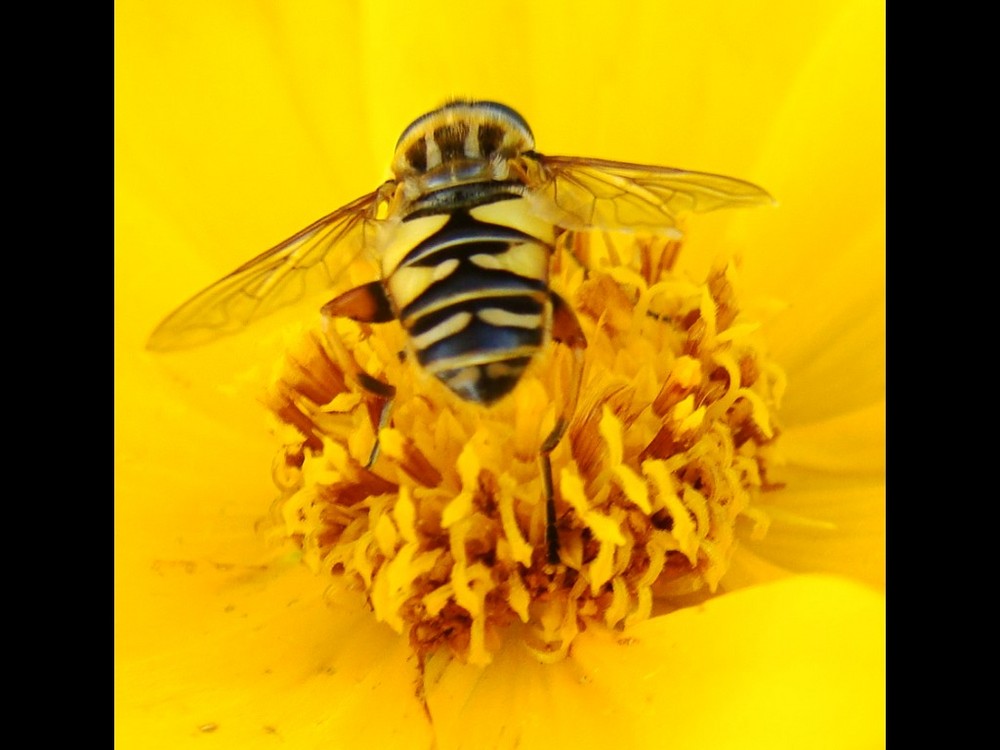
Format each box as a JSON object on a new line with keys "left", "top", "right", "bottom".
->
{"left": 265, "top": 233, "right": 785, "bottom": 664}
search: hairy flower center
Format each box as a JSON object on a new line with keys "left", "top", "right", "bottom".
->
{"left": 265, "top": 233, "right": 785, "bottom": 664}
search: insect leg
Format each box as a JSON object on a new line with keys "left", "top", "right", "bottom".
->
{"left": 557, "top": 230, "right": 591, "bottom": 277}
{"left": 541, "top": 291, "right": 588, "bottom": 564}
{"left": 321, "top": 281, "right": 397, "bottom": 468}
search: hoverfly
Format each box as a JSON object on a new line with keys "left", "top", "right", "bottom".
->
{"left": 148, "top": 100, "right": 772, "bottom": 563}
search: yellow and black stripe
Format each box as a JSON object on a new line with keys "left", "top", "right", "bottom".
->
{"left": 384, "top": 194, "right": 555, "bottom": 404}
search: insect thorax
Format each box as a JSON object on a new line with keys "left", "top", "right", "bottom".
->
{"left": 391, "top": 100, "right": 535, "bottom": 179}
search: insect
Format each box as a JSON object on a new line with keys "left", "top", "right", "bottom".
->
{"left": 148, "top": 99, "right": 772, "bottom": 563}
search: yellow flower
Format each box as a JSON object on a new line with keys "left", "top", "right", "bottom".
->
{"left": 116, "top": 1, "right": 884, "bottom": 748}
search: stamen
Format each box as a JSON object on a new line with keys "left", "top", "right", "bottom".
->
{"left": 266, "top": 234, "right": 785, "bottom": 662}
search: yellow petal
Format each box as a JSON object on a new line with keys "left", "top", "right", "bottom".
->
{"left": 731, "top": 0, "right": 886, "bottom": 425}
{"left": 426, "top": 576, "right": 884, "bottom": 750}
{"left": 116, "top": 566, "right": 433, "bottom": 748}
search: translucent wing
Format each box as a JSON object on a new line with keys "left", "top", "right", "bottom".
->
{"left": 147, "top": 184, "right": 393, "bottom": 351}
{"left": 526, "top": 155, "right": 774, "bottom": 233}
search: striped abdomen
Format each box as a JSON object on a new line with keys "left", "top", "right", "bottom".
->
{"left": 382, "top": 195, "right": 554, "bottom": 404}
